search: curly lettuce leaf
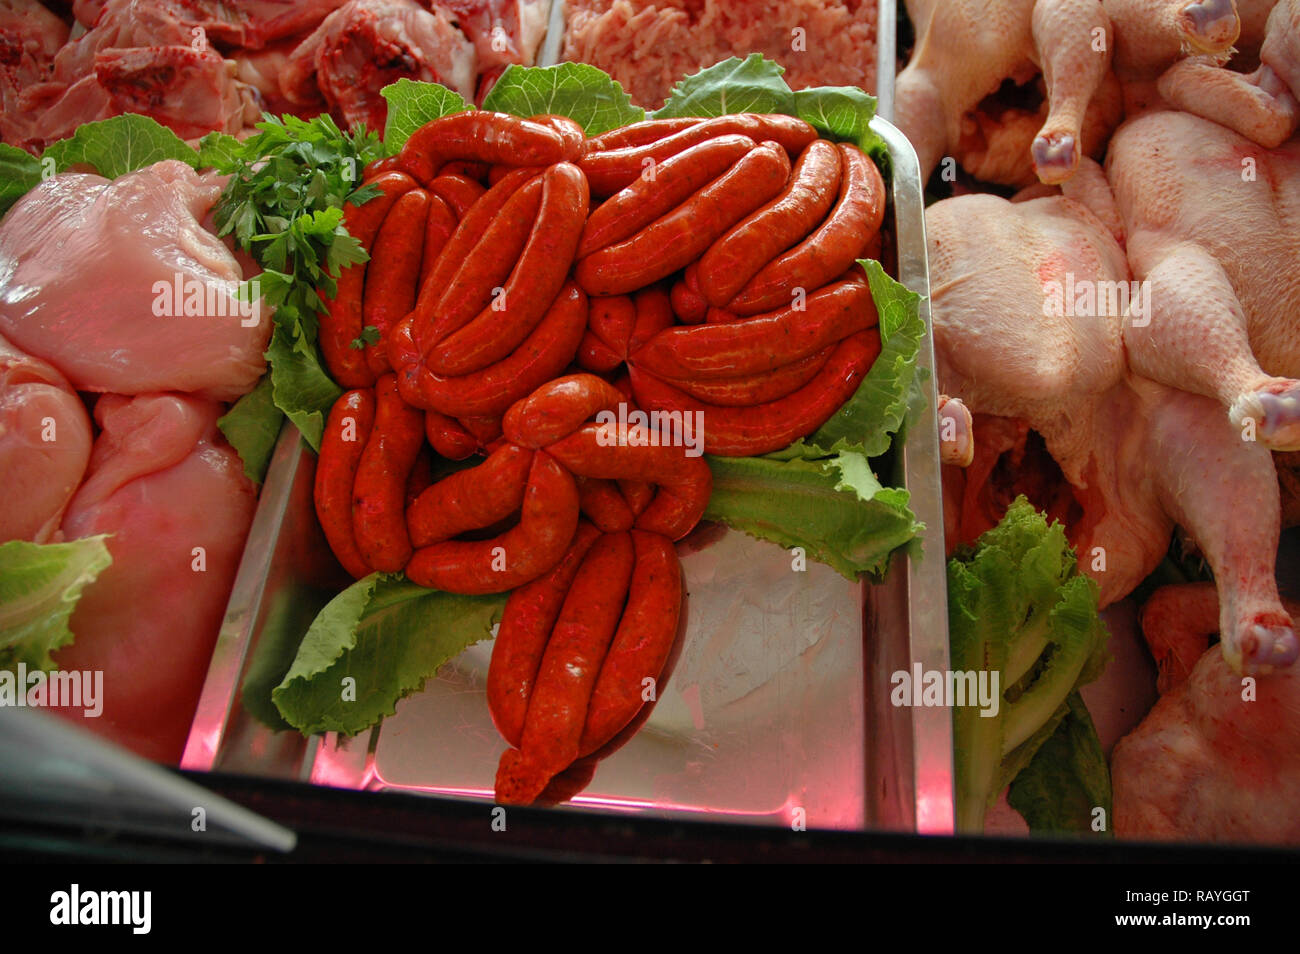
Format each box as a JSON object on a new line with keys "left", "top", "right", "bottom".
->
{"left": 793, "top": 85, "right": 881, "bottom": 153}
{"left": 948, "top": 498, "right": 1111, "bottom": 833}
{"left": 0, "top": 143, "right": 43, "bottom": 219}
{"left": 0, "top": 537, "right": 112, "bottom": 671}
{"left": 1007, "top": 692, "right": 1113, "bottom": 836}
{"left": 265, "top": 325, "right": 340, "bottom": 452}
{"left": 272, "top": 574, "right": 504, "bottom": 735}
{"left": 217, "top": 372, "right": 283, "bottom": 484}
{"left": 803, "top": 261, "right": 924, "bottom": 458}
{"left": 654, "top": 54, "right": 796, "bottom": 118}
{"left": 482, "top": 62, "right": 644, "bottom": 134}
{"left": 380, "top": 78, "right": 472, "bottom": 152}
{"left": 42, "top": 114, "right": 198, "bottom": 178}
{"left": 704, "top": 452, "right": 921, "bottom": 580}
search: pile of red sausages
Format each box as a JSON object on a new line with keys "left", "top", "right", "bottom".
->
{"left": 312, "top": 109, "right": 886, "bottom": 803}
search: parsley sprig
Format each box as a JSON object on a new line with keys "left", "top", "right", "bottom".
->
{"left": 199, "top": 114, "right": 387, "bottom": 355}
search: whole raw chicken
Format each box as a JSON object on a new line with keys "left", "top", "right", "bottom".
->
{"left": 896, "top": 0, "right": 1244, "bottom": 186}
{"left": 1103, "top": 3, "right": 1300, "bottom": 454}
{"left": 1112, "top": 613, "right": 1300, "bottom": 843}
{"left": 929, "top": 157, "right": 1297, "bottom": 678}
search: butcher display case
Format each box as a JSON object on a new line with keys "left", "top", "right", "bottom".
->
{"left": 5, "top": 0, "right": 1299, "bottom": 870}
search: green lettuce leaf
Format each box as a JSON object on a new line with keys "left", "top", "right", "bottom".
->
{"left": 381, "top": 78, "right": 472, "bottom": 152}
{"left": 947, "top": 498, "right": 1111, "bottom": 833}
{"left": 482, "top": 63, "right": 644, "bottom": 135}
{"left": 0, "top": 537, "right": 113, "bottom": 670}
{"left": 265, "top": 325, "right": 341, "bottom": 452}
{"left": 802, "top": 260, "right": 925, "bottom": 458}
{"left": 0, "top": 143, "right": 43, "bottom": 219}
{"left": 704, "top": 452, "right": 921, "bottom": 580}
{"left": 793, "top": 86, "right": 881, "bottom": 153}
{"left": 196, "top": 131, "right": 245, "bottom": 171}
{"left": 42, "top": 114, "right": 198, "bottom": 178}
{"left": 1007, "top": 692, "right": 1113, "bottom": 836}
{"left": 654, "top": 54, "right": 796, "bottom": 118}
{"left": 217, "top": 371, "right": 284, "bottom": 484}
{"left": 240, "top": 581, "right": 343, "bottom": 732}
{"left": 272, "top": 574, "right": 504, "bottom": 735}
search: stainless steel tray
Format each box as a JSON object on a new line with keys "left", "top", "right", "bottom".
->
{"left": 182, "top": 123, "right": 951, "bottom": 835}
{"left": 183, "top": 0, "right": 953, "bottom": 833}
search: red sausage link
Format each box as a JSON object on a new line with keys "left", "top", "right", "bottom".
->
{"left": 406, "top": 443, "right": 534, "bottom": 547}
{"left": 315, "top": 389, "right": 377, "bottom": 579}
{"left": 629, "top": 279, "right": 876, "bottom": 379}
{"left": 544, "top": 422, "right": 712, "bottom": 540}
{"left": 413, "top": 282, "right": 588, "bottom": 418}
{"left": 488, "top": 163, "right": 545, "bottom": 185}
{"left": 488, "top": 521, "right": 603, "bottom": 748}
{"left": 669, "top": 266, "right": 708, "bottom": 324}
{"left": 576, "top": 330, "right": 624, "bottom": 373}
{"left": 728, "top": 143, "right": 886, "bottom": 315}
{"left": 588, "top": 295, "right": 637, "bottom": 358}
{"left": 363, "top": 156, "right": 405, "bottom": 178}
{"left": 405, "top": 447, "right": 434, "bottom": 508}
{"left": 579, "top": 529, "right": 682, "bottom": 755}
{"left": 629, "top": 330, "right": 882, "bottom": 456}
{"left": 618, "top": 480, "right": 655, "bottom": 517}
{"left": 459, "top": 414, "right": 503, "bottom": 447}
{"left": 577, "top": 477, "right": 637, "bottom": 532}
{"left": 319, "top": 171, "right": 415, "bottom": 387}
{"left": 424, "top": 409, "right": 478, "bottom": 460}
{"left": 419, "top": 194, "right": 459, "bottom": 287}
{"left": 432, "top": 160, "right": 490, "bottom": 181}
{"left": 411, "top": 167, "right": 540, "bottom": 348}
{"left": 424, "top": 174, "right": 545, "bottom": 349}
{"left": 387, "top": 312, "right": 422, "bottom": 373}
{"left": 405, "top": 451, "right": 580, "bottom": 594}
{"left": 575, "top": 134, "right": 756, "bottom": 258}
{"left": 574, "top": 141, "right": 791, "bottom": 296}
{"left": 428, "top": 173, "right": 487, "bottom": 219}
{"left": 697, "top": 139, "right": 842, "bottom": 307}
{"left": 502, "top": 373, "right": 628, "bottom": 449}
{"left": 586, "top": 117, "right": 703, "bottom": 153}
{"left": 363, "top": 187, "right": 429, "bottom": 376}
{"left": 629, "top": 285, "right": 675, "bottom": 353}
{"left": 398, "top": 111, "right": 568, "bottom": 183}
{"left": 495, "top": 531, "right": 635, "bottom": 804}
{"left": 352, "top": 373, "right": 425, "bottom": 571}
{"left": 529, "top": 114, "right": 587, "bottom": 161}
{"left": 660, "top": 345, "right": 835, "bottom": 407}
{"left": 425, "top": 163, "right": 589, "bottom": 376}
{"left": 578, "top": 114, "right": 816, "bottom": 195}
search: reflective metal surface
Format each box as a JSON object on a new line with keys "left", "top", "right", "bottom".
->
{"left": 183, "top": 0, "right": 954, "bottom": 833}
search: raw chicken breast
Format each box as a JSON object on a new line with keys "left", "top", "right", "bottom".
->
{"left": 0, "top": 161, "right": 270, "bottom": 404}
{"left": 0, "top": 332, "right": 92, "bottom": 544}
{"left": 51, "top": 393, "right": 258, "bottom": 764}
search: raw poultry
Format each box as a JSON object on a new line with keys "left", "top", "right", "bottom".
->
{"left": 48, "top": 393, "right": 258, "bottom": 763}
{"left": 0, "top": 158, "right": 265, "bottom": 762}
{"left": 0, "top": 332, "right": 92, "bottom": 543}
{"left": 894, "top": 0, "right": 1248, "bottom": 186}
{"left": 926, "top": 0, "right": 1300, "bottom": 842}
{"left": 0, "top": 160, "right": 270, "bottom": 402}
